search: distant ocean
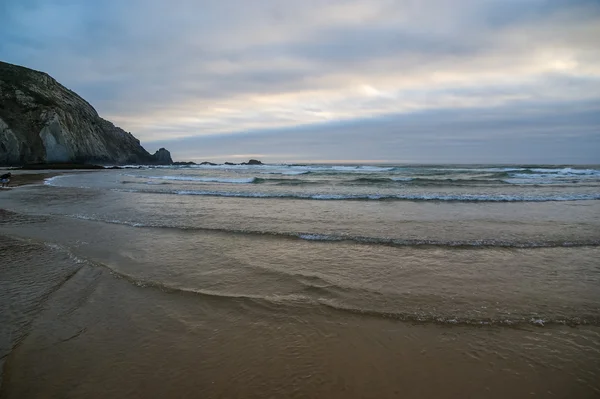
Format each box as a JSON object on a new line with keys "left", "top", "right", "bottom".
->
{"left": 2, "top": 163, "right": 600, "bottom": 397}
{"left": 96, "top": 163, "right": 600, "bottom": 202}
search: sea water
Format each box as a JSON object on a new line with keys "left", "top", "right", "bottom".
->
{"left": 1, "top": 163, "right": 599, "bottom": 397}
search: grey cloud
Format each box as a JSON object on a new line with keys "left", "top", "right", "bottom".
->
{"left": 4, "top": 1, "right": 595, "bottom": 92}
{"left": 480, "top": 0, "right": 600, "bottom": 28}
{"left": 146, "top": 100, "right": 600, "bottom": 164}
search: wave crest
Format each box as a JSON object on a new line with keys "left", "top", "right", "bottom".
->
{"left": 114, "top": 188, "right": 600, "bottom": 202}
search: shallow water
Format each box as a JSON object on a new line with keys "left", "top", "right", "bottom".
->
{"left": 1, "top": 164, "right": 599, "bottom": 398}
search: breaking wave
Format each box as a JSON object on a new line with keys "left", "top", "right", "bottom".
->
{"left": 113, "top": 188, "right": 600, "bottom": 202}
{"left": 124, "top": 174, "right": 257, "bottom": 184}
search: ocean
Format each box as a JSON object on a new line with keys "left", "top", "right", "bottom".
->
{"left": 1, "top": 163, "right": 599, "bottom": 398}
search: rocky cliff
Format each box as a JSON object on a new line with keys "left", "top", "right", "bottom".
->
{"left": 0, "top": 61, "right": 171, "bottom": 166}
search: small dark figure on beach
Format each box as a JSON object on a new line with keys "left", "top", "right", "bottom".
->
{"left": 1, "top": 173, "right": 11, "bottom": 187}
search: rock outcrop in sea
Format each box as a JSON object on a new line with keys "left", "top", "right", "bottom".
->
{"left": 151, "top": 148, "right": 173, "bottom": 165}
{"left": 243, "top": 159, "right": 263, "bottom": 165}
{"left": 0, "top": 61, "right": 172, "bottom": 166}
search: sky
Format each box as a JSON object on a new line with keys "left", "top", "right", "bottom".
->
{"left": 1, "top": 0, "right": 599, "bottom": 164}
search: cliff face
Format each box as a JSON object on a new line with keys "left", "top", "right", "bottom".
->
{"left": 0, "top": 61, "right": 171, "bottom": 166}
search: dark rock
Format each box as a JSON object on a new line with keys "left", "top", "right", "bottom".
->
{"left": 199, "top": 161, "right": 217, "bottom": 166}
{"left": 151, "top": 148, "right": 173, "bottom": 165}
{"left": 224, "top": 162, "right": 237, "bottom": 165}
{"left": 22, "top": 163, "right": 105, "bottom": 170}
{"left": 173, "top": 161, "right": 197, "bottom": 165}
{"left": 242, "top": 159, "right": 263, "bottom": 165}
{"left": 0, "top": 61, "right": 171, "bottom": 166}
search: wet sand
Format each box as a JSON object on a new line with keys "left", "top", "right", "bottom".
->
{"left": 1, "top": 225, "right": 599, "bottom": 398}
{"left": 0, "top": 170, "right": 63, "bottom": 188}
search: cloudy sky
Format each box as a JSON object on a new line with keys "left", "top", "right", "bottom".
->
{"left": 1, "top": 0, "right": 599, "bottom": 163}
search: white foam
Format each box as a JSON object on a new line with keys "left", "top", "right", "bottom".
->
{"left": 44, "top": 174, "right": 94, "bottom": 188}
{"left": 69, "top": 214, "right": 149, "bottom": 228}
{"left": 511, "top": 172, "right": 596, "bottom": 180}
{"left": 44, "top": 242, "right": 85, "bottom": 264}
{"left": 530, "top": 318, "right": 545, "bottom": 326}
{"left": 126, "top": 175, "right": 256, "bottom": 184}
{"left": 431, "top": 167, "right": 526, "bottom": 172}
{"left": 504, "top": 178, "right": 562, "bottom": 185}
{"left": 175, "top": 190, "right": 271, "bottom": 198}
{"left": 356, "top": 166, "right": 395, "bottom": 172}
{"left": 44, "top": 175, "right": 67, "bottom": 186}
{"left": 299, "top": 234, "right": 343, "bottom": 241}
{"left": 69, "top": 214, "right": 95, "bottom": 221}
{"left": 530, "top": 168, "right": 599, "bottom": 175}
{"left": 162, "top": 190, "right": 600, "bottom": 202}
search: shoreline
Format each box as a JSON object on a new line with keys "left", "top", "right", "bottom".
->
{"left": 0, "top": 171, "right": 61, "bottom": 188}
{"left": 0, "top": 169, "right": 104, "bottom": 189}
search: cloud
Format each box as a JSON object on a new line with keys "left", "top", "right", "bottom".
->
{"left": 147, "top": 100, "right": 600, "bottom": 164}
{"left": 1, "top": 0, "right": 599, "bottom": 162}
